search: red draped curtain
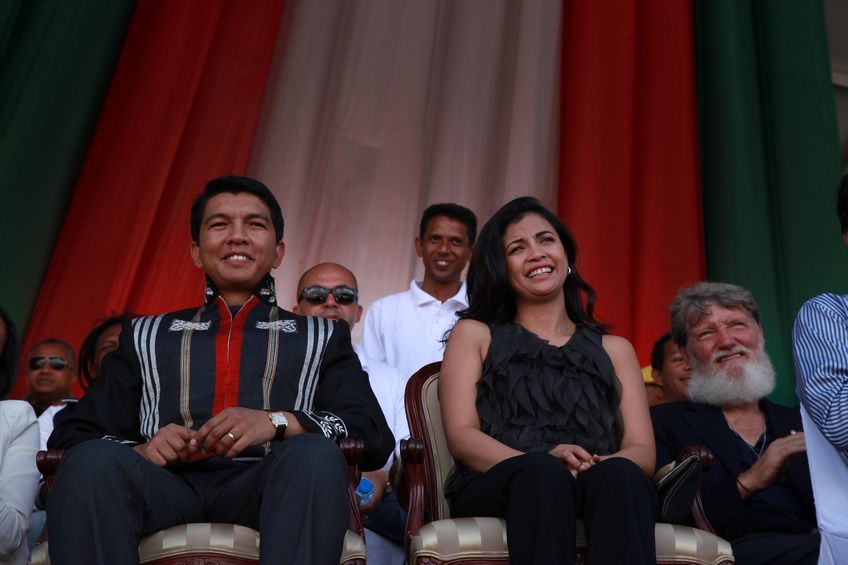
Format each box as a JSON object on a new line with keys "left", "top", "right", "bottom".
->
{"left": 13, "top": 0, "right": 286, "bottom": 398}
{"left": 558, "top": 0, "right": 705, "bottom": 359}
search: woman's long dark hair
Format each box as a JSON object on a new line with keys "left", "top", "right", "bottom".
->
{"left": 460, "top": 197, "right": 607, "bottom": 332}
{"left": 0, "top": 306, "right": 19, "bottom": 399}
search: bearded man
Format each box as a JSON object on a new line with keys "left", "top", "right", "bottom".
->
{"left": 651, "top": 282, "right": 819, "bottom": 565}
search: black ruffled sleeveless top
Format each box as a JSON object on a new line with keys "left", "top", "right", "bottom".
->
{"left": 446, "top": 322, "right": 623, "bottom": 496}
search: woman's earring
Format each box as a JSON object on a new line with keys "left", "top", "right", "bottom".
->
{"left": 567, "top": 266, "right": 572, "bottom": 276}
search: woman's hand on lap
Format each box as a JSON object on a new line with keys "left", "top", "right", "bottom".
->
{"left": 549, "top": 443, "right": 597, "bottom": 476}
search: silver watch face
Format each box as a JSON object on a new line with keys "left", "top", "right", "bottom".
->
{"left": 269, "top": 411, "right": 288, "bottom": 428}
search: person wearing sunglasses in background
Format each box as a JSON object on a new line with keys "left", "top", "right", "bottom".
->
{"left": 25, "top": 339, "right": 76, "bottom": 418}
{"left": 294, "top": 262, "right": 409, "bottom": 565}
{"left": 25, "top": 339, "right": 78, "bottom": 448}
{"left": 22, "top": 338, "right": 78, "bottom": 552}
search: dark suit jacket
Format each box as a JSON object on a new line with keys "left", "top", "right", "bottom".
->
{"left": 50, "top": 280, "right": 394, "bottom": 471}
{"left": 651, "top": 399, "right": 816, "bottom": 540}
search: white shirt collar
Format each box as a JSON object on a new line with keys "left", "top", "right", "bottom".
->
{"left": 409, "top": 280, "right": 468, "bottom": 308}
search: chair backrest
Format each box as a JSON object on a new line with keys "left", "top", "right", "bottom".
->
{"left": 404, "top": 362, "right": 453, "bottom": 521}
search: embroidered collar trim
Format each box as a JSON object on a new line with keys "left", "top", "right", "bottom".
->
{"left": 203, "top": 274, "right": 277, "bottom": 306}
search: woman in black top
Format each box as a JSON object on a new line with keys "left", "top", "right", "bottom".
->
{"left": 440, "top": 197, "right": 657, "bottom": 564}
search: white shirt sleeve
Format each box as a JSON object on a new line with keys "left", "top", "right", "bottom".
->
{"left": 360, "top": 299, "right": 388, "bottom": 365}
{"left": 0, "top": 401, "right": 40, "bottom": 559}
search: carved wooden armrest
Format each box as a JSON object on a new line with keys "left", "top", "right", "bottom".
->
{"left": 654, "top": 445, "right": 716, "bottom": 533}
{"left": 340, "top": 437, "right": 365, "bottom": 538}
{"left": 37, "top": 449, "right": 65, "bottom": 487}
{"left": 680, "top": 446, "right": 715, "bottom": 533}
{"left": 399, "top": 438, "right": 425, "bottom": 556}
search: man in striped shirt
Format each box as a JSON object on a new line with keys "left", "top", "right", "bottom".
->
{"left": 792, "top": 173, "right": 848, "bottom": 564}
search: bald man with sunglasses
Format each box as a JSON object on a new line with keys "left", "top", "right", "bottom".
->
{"left": 295, "top": 263, "right": 409, "bottom": 565}
{"left": 25, "top": 339, "right": 76, "bottom": 419}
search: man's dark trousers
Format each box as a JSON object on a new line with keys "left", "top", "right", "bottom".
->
{"left": 47, "top": 433, "right": 349, "bottom": 565}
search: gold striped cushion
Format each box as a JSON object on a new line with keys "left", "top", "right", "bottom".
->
{"left": 410, "top": 517, "right": 509, "bottom": 561}
{"left": 654, "top": 523, "right": 734, "bottom": 565}
{"left": 29, "top": 524, "right": 365, "bottom": 564}
{"left": 409, "top": 519, "right": 733, "bottom": 564}
{"left": 139, "top": 523, "right": 259, "bottom": 561}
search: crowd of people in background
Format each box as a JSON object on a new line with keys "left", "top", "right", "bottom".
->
{"left": 0, "top": 173, "right": 846, "bottom": 565}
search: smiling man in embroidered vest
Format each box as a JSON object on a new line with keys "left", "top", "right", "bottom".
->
{"left": 652, "top": 282, "right": 818, "bottom": 565}
{"left": 46, "top": 176, "right": 394, "bottom": 565}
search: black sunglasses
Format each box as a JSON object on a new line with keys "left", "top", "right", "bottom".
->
{"left": 28, "top": 356, "right": 70, "bottom": 371}
{"left": 298, "top": 285, "right": 358, "bottom": 305}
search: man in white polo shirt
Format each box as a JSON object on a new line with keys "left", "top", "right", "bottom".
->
{"left": 361, "top": 203, "right": 476, "bottom": 380}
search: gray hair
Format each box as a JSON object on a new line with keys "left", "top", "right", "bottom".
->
{"left": 670, "top": 282, "right": 761, "bottom": 348}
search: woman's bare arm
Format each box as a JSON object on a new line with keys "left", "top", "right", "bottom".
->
{"left": 599, "top": 335, "right": 656, "bottom": 475}
{"left": 440, "top": 319, "right": 523, "bottom": 472}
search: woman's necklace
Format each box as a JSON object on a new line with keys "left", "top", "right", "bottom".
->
{"left": 725, "top": 414, "right": 767, "bottom": 459}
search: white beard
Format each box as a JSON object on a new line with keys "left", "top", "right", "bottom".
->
{"left": 687, "top": 347, "right": 776, "bottom": 407}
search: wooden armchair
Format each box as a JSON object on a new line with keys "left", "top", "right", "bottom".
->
{"left": 29, "top": 438, "right": 367, "bottom": 565}
{"left": 399, "top": 362, "right": 734, "bottom": 565}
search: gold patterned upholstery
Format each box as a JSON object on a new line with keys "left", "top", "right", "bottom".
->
{"left": 28, "top": 524, "right": 365, "bottom": 564}
{"left": 408, "top": 517, "right": 733, "bottom": 565}
{"left": 401, "top": 364, "right": 735, "bottom": 565}
{"left": 653, "top": 524, "right": 733, "bottom": 565}
{"left": 420, "top": 368, "right": 452, "bottom": 521}
{"left": 410, "top": 517, "right": 508, "bottom": 561}
{"left": 139, "top": 523, "right": 259, "bottom": 561}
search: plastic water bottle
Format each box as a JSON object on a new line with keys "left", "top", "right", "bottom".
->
{"left": 356, "top": 477, "right": 374, "bottom": 506}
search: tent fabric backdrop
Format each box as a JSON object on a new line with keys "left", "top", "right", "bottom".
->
{"left": 2, "top": 0, "right": 843, "bottom": 401}
{"left": 10, "top": 0, "right": 287, "bottom": 399}
{"left": 249, "top": 0, "right": 563, "bottom": 319}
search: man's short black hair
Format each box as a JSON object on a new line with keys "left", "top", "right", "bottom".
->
{"left": 837, "top": 174, "right": 848, "bottom": 235}
{"left": 190, "top": 176, "right": 284, "bottom": 244}
{"left": 419, "top": 203, "right": 477, "bottom": 245}
{"left": 651, "top": 332, "right": 673, "bottom": 372}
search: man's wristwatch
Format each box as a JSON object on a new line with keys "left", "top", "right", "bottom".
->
{"left": 267, "top": 410, "right": 288, "bottom": 441}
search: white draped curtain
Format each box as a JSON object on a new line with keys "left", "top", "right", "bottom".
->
{"left": 248, "top": 0, "right": 562, "bottom": 335}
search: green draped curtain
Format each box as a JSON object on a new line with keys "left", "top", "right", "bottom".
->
{"left": 696, "top": 0, "right": 845, "bottom": 404}
{"left": 0, "top": 0, "right": 136, "bottom": 329}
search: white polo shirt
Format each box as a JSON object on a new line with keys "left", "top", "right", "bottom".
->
{"left": 360, "top": 280, "right": 468, "bottom": 381}
{"left": 353, "top": 343, "right": 409, "bottom": 472}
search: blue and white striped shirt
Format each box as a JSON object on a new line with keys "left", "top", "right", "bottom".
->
{"left": 793, "top": 293, "right": 848, "bottom": 459}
